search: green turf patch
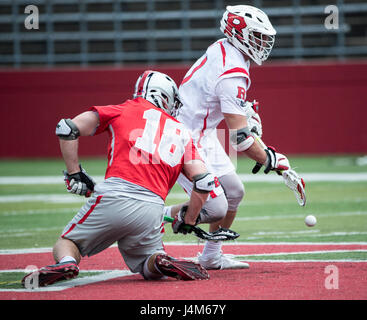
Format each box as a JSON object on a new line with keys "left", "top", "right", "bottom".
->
{"left": 0, "top": 158, "right": 107, "bottom": 176}
{"left": 0, "top": 156, "right": 366, "bottom": 259}
{"left": 0, "top": 184, "right": 66, "bottom": 195}
{"left": 237, "top": 250, "right": 367, "bottom": 261}
{"left": 0, "top": 271, "right": 102, "bottom": 290}
{"left": 235, "top": 154, "right": 367, "bottom": 173}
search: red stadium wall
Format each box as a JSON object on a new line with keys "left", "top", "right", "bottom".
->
{"left": 0, "top": 61, "right": 366, "bottom": 158}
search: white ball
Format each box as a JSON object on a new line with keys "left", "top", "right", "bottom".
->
{"left": 305, "top": 215, "right": 317, "bottom": 227}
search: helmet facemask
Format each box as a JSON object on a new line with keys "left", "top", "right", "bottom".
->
{"left": 239, "top": 29, "right": 275, "bottom": 65}
{"left": 220, "top": 5, "right": 276, "bottom": 65}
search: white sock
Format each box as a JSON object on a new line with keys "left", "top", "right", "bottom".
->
{"left": 201, "top": 241, "right": 222, "bottom": 258}
{"left": 59, "top": 256, "right": 77, "bottom": 264}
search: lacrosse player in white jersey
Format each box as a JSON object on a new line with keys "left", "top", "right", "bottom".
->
{"left": 165, "top": 5, "right": 292, "bottom": 269}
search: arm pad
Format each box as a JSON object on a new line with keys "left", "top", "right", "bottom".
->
{"left": 230, "top": 127, "right": 255, "bottom": 152}
{"left": 192, "top": 172, "right": 215, "bottom": 193}
{"left": 56, "top": 119, "right": 80, "bottom": 140}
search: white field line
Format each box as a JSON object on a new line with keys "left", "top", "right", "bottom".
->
{"left": 1, "top": 242, "right": 367, "bottom": 255}
{"left": 0, "top": 194, "right": 86, "bottom": 204}
{"left": 0, "top": 269, "right": 136, "bottom": 292}
{"left": 235, "top": 249, "right": 367, "bottom": 257}
{"left": 1, "top": 211, "right": 366, "bottom": 240}
{"left": 0, "top": 247, "right": 53, "bottom": 255}
{"left": 0, "top": 208, "right": 355, "bottom": 218}
{"left": 0, "top": 192, "right": 189, "bottom": 203}
{"left": 234, "top": 259, "right": 367, "bottom": 263}
{"left": 1, "top": 250, "right": 366, "bottom": 292}
{"left": 245, "top": 231, "right": 367, "bottom": 240}
{"left": 234, "top": 249, "right": 367, "bottom": 263}
{"left": 181, "top": 250, "right": 367, "bottom": 262}
{"left": 1, "top": 172, "right": 367, "bottom": 185}
{"left": 1, "top": 208, "right": 80, "bottom": 216}
{"left": 235, "top": 211, "right": 367, "bottom": 221}
{"left": 252, "top": 230, "right": 320, "bottom": 235}
{"left": 0, "top": 176, "right": 78, "bottom": 185}
{"left": 3, "top": 249, "right": 367, "bottom": 293}
{"left": 1, "top": 204, "right": 366, "bottom": 220}
{"left": 3, "top": 193, "right": 366, "bottom": 204}
{"left": 0, "top": 269, "right": 116, "bottom": 273}
{"left": 162, "top": 241, "right": 367, "bottom": 246}
{"left": 0, "top": 227, "right": 62, "bottom": 234}
{"left": 0, "top": 227, "right": 64, "bottom": 238}
{"left": 240, "top": 173, "right": 367, "bottom": 182}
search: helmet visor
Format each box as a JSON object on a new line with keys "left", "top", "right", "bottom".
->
{"left": 248, "top": 31, "right": 275, "bottom": 61}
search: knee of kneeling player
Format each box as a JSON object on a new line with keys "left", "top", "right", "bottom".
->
{"left": 199, "top": 194, "right": 228, "bottom": 224}
{"left": 226, "top": 183, "right": 245, "bottom": 212}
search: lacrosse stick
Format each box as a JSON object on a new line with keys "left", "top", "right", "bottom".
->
{"left": 163, "top": 216, "right": 240, "bottom": 241}
{"left": 253, "top": 133, "right": 307, "bottom": 207}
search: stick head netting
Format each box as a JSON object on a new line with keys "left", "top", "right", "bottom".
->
{"left": 282, "top": 169, "right": 306, "bottom": 206}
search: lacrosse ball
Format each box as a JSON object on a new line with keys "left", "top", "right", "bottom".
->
{"left": 305, "top": 215, "right": 317, "bottom": 227}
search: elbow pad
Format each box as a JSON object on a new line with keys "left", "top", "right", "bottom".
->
{"left": 193, "top": 172, "right": 215, "bottom": 193}
{"left": 56, "top": 119, "right": 80, "bottom": 140}
{"left": 230, "top": 127, "right": 255, "bottom": 152}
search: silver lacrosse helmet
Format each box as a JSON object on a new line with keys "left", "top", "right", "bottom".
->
{"left": 133, "top": 70, "right": 182, "bottom": 117}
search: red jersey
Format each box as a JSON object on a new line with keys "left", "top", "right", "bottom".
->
{"left": 90, "top": 97, "right": 201, "bottom": 200}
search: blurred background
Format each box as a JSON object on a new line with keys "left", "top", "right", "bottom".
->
{"left": 0, "top": 0, "right": 366, "bottom": 158}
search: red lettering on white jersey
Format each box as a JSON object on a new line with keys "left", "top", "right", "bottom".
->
{"left": 237, "top": 86, "right": 246, "bottom": 100}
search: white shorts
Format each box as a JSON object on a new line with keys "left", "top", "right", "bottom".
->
{"left": 195, "top": 128, "right": 235, "bottom": 178}
{"left": 177, "top": 129, "right": 244, "bottom": 215}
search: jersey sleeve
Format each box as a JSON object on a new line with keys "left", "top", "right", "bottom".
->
{"left": 215, "top": 77, "right": 249, "bottom": 116}
{"left": 89, "top": 105, "right": 123, "bottom": 135}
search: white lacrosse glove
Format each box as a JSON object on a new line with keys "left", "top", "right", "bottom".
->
{"left": 63, "top": 165, "right": 96, "bottom": 197}
{"left": 252, "top": 146, "right": 290, "bottom": 174}
{"left": 264, "top": 147, "right": 290, "bottom": 174}
{"left": 243, "top": 100, "right": 263, "bottom": 138}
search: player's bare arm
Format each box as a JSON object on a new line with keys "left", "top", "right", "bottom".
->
{"left": 181, "top": 159, "right": 212, "bottom": 225}
{"left": 56, "top": 111, "right": 98, "bottom": 197}
{"left": 57, "top": 111, "right": 99, "bottom": 173}
{"left": 72, "top": 111, "right": 100, "bottom": 136}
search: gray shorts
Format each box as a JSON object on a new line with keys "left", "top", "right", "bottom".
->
{"left": 61, "top": 178, "right": 165, "bottom": 274}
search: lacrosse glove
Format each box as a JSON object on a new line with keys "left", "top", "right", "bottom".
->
{"left": 172, "top": 205, "right": 200, "bottom": 235}
{"left": 63, "top": 165, "right": 96, "bottom": 197}
{"left": 252, "top": 146, "right": 290, "bottom": 175}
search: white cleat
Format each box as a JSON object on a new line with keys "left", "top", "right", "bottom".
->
{"left": 198, "top": 252, "right": 250, "bottom": 270}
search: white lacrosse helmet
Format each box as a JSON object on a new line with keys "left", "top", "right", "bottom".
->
{"left": 133, "top": 70, "right": 182, "bottom": 117}
{"left": 220, "top": 5, "right": 276, "bottom": 65}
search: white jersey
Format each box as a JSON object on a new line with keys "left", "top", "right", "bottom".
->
{"left": 177, "top": 38, "right": 251, "bottom": 145}
{"left": 176, "top": 38, "right": 252, "bottom": 179}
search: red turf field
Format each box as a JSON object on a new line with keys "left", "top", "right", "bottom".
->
{"left": 1, "top": 244, "right": 366, "bottom": 300}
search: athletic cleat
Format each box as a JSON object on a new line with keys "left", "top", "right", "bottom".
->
{"left": 198, "top": 252, "right": 250, "bottom": 270}
{"left": 155, "top": 254, "right": 209, "bottom": 281}
{"left": 21, "top": 261, "right": 79, "bottom": 288}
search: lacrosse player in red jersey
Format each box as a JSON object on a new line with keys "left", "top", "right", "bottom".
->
{"left": 164, "top": 5, "right": 296, "bottom": 270}
{"left": 22, "top": 71, "right": 220, "bottom": 287}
